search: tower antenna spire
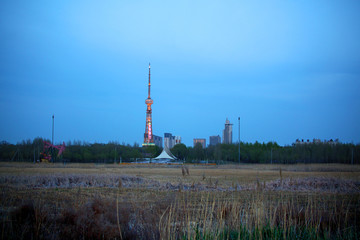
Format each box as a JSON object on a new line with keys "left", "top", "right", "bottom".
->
{"left": 148, "top": 63, "right": 151, "bottom": 98}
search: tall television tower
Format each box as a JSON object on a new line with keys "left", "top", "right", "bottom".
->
{"left": 143, "top": 63, "right": 155, "bottom": 146}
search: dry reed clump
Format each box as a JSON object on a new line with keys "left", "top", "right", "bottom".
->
{"left": 0, "top": 174, "right": 156, "bottom": 189}
{"left": 185, "top": 165, "right": 190, "bottom": 175}
{"left": 4, "top": 197, "right": 165, "bottom": 240}
{"left": 7, "top": 200, "right": 55, "bottom": 239}
{"left": 57, "top": 197, "right": 141, "bottom": 239}
{"left": 1, "top": 174, "right": 360, "bottom": 194}
{"left": 1, "top": 190, "right": 359, "bottom": 239}
{"left": 0, "top": 173, "right": 221, "bottom": 191}
{"left": 181, "top": 167, "right": 186, "bottom": 177}
{"left": 181, "top": 165, "right": 190, "bottom": 177}
{"left": 265, "top": 177, "right": 360, "bottom": 193}
{"left": 159, "top": 192, "right": 360, "bottom": 239}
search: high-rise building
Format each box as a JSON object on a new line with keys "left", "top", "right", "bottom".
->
{"left": 222, "top": 118, "right": 233, "bottom": 144}
{"left": 193, "top": 138, "right": 206, "bottom": 148}
{"left": 164, "top": 133, "right": 181, "bottom": 149}
{"left": 153, "top": 135, "right": 163, "bottom": 148}
{"left": 209, "top": 135, "right": 221, "bottom": 146}
{"left": 142, "top": 63, "right": 155, "bottom": 146}
{"left": 164, "top": 133, "right": 174, "bottom": 149}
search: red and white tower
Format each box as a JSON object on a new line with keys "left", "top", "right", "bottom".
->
{"left": 143, "top": 63, "right": 155, "bottom": 146}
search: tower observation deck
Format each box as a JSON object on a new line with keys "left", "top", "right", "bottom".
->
{"left": 143, "top": 63, "right": 155, "bottom": 146}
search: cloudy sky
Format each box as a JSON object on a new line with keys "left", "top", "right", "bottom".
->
{"left": 1, "top": 0, "right": 359, "bottom": 146}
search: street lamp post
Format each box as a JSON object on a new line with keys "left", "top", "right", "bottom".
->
{"left": 238, "top": 117, "right": 240, "bottom": 164}
{"left": 51, "top": 114, "right": 54, "bottom": 163}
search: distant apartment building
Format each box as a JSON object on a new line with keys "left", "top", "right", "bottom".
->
{"left": 164, "top": 133, "right": 174, "bottom": 149}
{"left": 193, "top": 138, "right": 206, "bottom": 148}
{"left": 295, "top": 139, "right": 311, "bottom": 144}
{"left": 294, "top": 138, "right": 339, "bottom": 145}
{"left": 152, "top": 135, "right": 163, "bottom": 148}
{"left": 209, "top": 135, "right": 221, "bottom": 146}
{"left": 222, "top": 118, "right": 233, "bottom": 144}
{"left": 164, "top": 133, "right": 181, "bottom": 149}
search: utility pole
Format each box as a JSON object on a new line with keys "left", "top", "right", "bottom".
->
{"left": 352, "top": 148, "right": 354, "bottom": 165}
{"left": 238, "top": 117, "right": 240, "bottom": 164}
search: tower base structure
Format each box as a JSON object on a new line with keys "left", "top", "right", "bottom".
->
{"left": 142, "top": 142, "right": 155, "bottom": 147}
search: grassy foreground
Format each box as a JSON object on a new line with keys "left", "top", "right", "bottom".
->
{"left": 0, "top": 162, "right": 359, "bottom": 239}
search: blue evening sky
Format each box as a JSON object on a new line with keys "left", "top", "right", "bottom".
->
{"left": 1, "top": 1, "right": 359, "bottom": 146}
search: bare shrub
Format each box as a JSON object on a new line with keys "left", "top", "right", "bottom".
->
{"left": 6, "top": 201, "right": 55, "bottom": 239}
{"left": 10, "top": 202, "right": 36, "bottom": 239}
{"left": 57, "top": 197, "right": 158, "bottom": 239}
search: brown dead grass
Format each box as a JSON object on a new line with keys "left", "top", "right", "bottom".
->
{"left": 1, "top": 162, "right": 359, "bottom": 188}
{"left": 0, "top": 162, "right": 359, "bottom": 239}
{"left": 1, "top": 187, "right": 359, "bottom": 239}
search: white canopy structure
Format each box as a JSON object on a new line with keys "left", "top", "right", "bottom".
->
{"left": 154, "top": 146, "right": 177, "bottom": 161}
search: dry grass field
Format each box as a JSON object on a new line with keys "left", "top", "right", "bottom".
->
{"left": 1, "top": 162, "right": 359, "bottom": 186}
{"left": 0, "top": 162, "right": 359, "bottom": 239}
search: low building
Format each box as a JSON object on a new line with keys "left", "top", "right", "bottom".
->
{"left": 153, "top": 135, "right": 163, "bottom": 148}
{"left": 193, "top": 138, "right": 206, "bottom": 148}
{"left": 209, "top": 135, "right": 221, "bottom": 146}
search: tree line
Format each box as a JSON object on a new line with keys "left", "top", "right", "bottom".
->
{"left": 0, "top": 137, "right": 359, "bottom": 164}
{"left": 182, "top": 141, "right": 359, "bottom": 164}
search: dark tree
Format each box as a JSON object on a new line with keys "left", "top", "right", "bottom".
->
{"left": 171, "top": 144, "right": 188, "bottom": 160}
